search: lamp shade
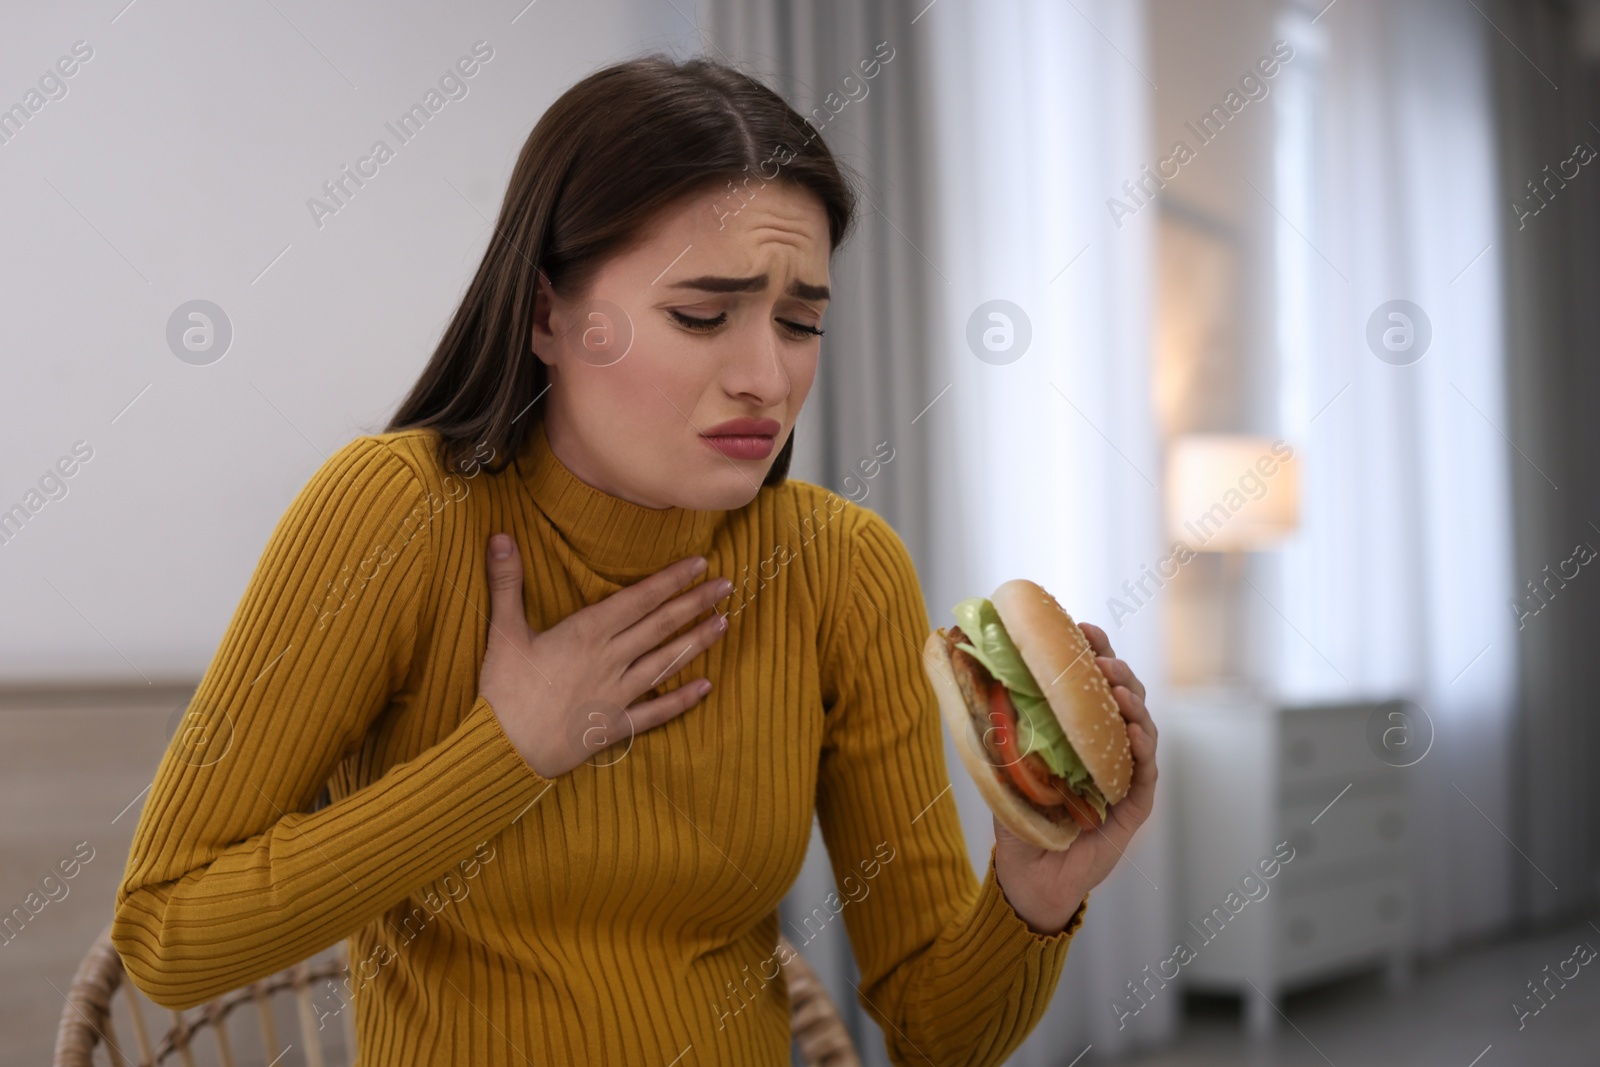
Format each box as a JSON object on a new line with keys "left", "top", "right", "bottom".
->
{"left": 1166, "top": 434, "right": 1300, "bottom": 551}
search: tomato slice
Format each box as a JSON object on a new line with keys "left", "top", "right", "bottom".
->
{"left": 1010, "top": 753, "right": 1071, "bottom": 809}
{"left": 986, "top": 682, "right": 1071, "bottom": 808}
{"left": 985, "top": 682, "right": 1024, "bottom": 765}
{"left": 1061, "top": 792, "right": 1103, "bottom": 833}
{"left": 986, "top": 681, "right": 1105, "bottom": 829}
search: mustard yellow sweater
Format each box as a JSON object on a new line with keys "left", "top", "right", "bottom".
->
{"left": 112, "top": 419, "right": 1086, "bottom": 1066}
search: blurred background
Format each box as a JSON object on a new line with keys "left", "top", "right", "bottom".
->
{"left": 3, "top": 0, "right": 1598, "bottom": 1063}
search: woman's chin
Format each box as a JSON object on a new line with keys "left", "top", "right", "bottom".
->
{"left": 669, "top": 468, "right": 771, "bottom": 512}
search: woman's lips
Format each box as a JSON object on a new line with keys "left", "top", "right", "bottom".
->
{"left": 700, "top": 434, "right": 776, "bottom": 460}
{"left": 700, "top": 417, "right": 781, "bottom": 460}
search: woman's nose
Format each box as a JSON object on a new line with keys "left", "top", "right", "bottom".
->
{"left": 722, "top": 322, "right": 792, "bottom": 405}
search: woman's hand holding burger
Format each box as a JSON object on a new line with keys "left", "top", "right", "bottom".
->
{"left": 992, "top": 621, "right": 1157, "bottom": 935}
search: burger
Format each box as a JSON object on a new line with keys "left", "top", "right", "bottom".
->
{"left": 922, "top": 579, "right": 1132, "bottom": 851}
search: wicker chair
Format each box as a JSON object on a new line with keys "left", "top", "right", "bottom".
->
{"left": 55, "top": 924, "right": 860, "bottom": 1066}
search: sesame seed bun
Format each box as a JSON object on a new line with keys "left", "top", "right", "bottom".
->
{"left": 922, "top": 580, "right": 1133, "bottom": 853}
{"left": 924, "top": 630, "right": 1081, "bottom": 851}
{"left": 990, "top": 579, "right": 1132, "bottom": 804}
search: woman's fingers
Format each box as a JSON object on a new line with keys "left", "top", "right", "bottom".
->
{"left": 1096, "top": 655, "right": 1147, "bottom": 703}
{"left": 1102, "top": 765, "right": 1153, "bottom": 842}
{"left": 1079, "top": 621, "right": 1115, "bottom": 658}
{"left": 991, "top": 812, "right": 1025, "bottom": 854}
{"left": 1112, "top": 681, "right": 1158, "bottom": 750}
{"left": 1120, "top": 726, "right": 1158, "bottom": 809}
{"left": 614, "top": 574, "right": 734, "bottom": 664}
{"left": 485, "top": 533, "right": 529, "bottom": 643}
{"left": 591, "top": 554, "right": 708, "bottom": 634}
{"left": 1082, "top": 620, "right": 1149, "bottom": 701}
{"left": 625, "top": 675, "right": 715, "bottom": 734}
{"left": 624, "top": 609, "right": 729, "bottom": 696}
{"left": 477, "top": 539, "right": 732, "bottom": 779}
{"left": 1123, "top": 703, "right": 1157, "bottom": 776}
{"left": 1110, "top": 689, "right": 1157, "bottom": 825}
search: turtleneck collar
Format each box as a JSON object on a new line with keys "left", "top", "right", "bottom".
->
{"left": 515, "top": 418, "right": 728, "bottom": 577}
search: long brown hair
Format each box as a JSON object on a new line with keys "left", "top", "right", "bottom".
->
{"left": 387, "top": 54, "right": 859, "bottom": 486}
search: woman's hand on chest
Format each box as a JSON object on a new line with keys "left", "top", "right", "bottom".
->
{"left": 476, "top": 531, "right": 734, "bottom": 779}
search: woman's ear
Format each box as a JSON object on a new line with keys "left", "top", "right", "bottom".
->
{"left": 530, "top": 269, "right": 559, "bottom": 367}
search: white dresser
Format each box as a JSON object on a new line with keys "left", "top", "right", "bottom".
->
{"left": 1166, "top": 689, "right": 1414, "bottom": 1034}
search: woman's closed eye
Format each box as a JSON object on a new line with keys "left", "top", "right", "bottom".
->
{"left": 668, "top": 309, "right": 825, "bottom": 338}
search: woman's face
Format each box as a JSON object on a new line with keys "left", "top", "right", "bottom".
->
{"left": 531, "top": 181, "right": 831, "bottom": 511}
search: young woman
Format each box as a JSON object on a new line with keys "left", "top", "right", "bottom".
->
{"left": 113, "top": 55, "right": 1156, "bottom": 1066}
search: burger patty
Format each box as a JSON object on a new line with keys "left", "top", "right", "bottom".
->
{"left": 946, "top": 626, "right": 992, "bottom": 725}
{"left": 944, "top": 627, "right": 1079, "bottom": 827}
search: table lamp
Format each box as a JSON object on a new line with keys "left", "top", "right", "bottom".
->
{"left": 1165, "top": 434, "right": 1301, "bottom": 691}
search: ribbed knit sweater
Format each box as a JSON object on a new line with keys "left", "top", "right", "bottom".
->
{"left": 112, "top": 418, "right": 1086, "bottom": 1066}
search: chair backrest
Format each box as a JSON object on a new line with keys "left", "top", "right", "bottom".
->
{"left": 55, "top": 921, "right": 355, "bottom": 1067}
{"left": 57, "top": 923, "right": 859, "bottom": 1066}
{"left": 777, "top": 935, "right": 863, "bottom": 1067}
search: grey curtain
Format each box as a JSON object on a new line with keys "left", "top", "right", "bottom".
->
{"left": 698, "top": 1, "right": 941, "bottom": 553}
{"left": 1491, "top": 0, "right": 1600, "bottom": 924}
{"left": 696, "top": 2, "right": 942, "bottom": 1062}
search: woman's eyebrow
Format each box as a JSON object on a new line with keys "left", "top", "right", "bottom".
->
{"left": 666, "top": 274, "right": 830, "bottom": 301}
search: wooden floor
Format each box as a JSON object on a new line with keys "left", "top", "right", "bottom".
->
{"left": 0, "top": 686, "right": 191, "bottom": 1066}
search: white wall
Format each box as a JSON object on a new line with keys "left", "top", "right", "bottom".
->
{"left": 0, "top": 0, "right": 696, "bottom": 683}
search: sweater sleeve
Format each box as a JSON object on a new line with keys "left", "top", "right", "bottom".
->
{"left": 111, "top": 436, "right": 552, "bottom": 1010}
{"left": 815, "top": 507, "right": 1087, "bottom": 1067}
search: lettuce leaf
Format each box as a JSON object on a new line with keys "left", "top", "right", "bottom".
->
{"left": 951, "top": 596, "right": 1106, "bottom": 816}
